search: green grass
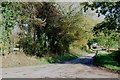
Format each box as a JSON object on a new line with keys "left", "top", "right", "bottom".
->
{"left": 47, "top": 53, "right": 81, "bottom": 63}
{"left": 47, "top": 50, "right": 89, "bottom": 63}
{"left": 95, "top": 51, "right": 120, "bottom": 72}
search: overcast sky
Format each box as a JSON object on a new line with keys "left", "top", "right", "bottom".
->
{"left": 57, "top": 2, "right": 105, "bottom": 23}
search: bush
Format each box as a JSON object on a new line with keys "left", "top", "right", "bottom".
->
{"left": 47, "top": 54, "right": 81, "bottom": 63}
{"left": 95, "top": 51, "right": 120, "bottom": 72}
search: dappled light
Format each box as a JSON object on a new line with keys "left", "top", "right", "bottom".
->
{"left": 0, "top": 1, "right": 120, "bottom": 77}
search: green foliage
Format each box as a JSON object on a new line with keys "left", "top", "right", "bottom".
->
{"left": 103, "top": 65, "right": 120, "bottom": 71}
{"left": 48, "top": 53, "right": 81, "bottom": 63}
{"left": 1, "top": 2, "right": 96, "bottom": 58}
{"left": 82, "top": 2, "right": 120, "bottom": 49}
{"left": 19, "top": 33, "right": 44, "bottom": 56}
{"left": 82, "top": 1, "right": 120, "bottom": 31}
{"left": 59, "top": 4, "right": 96, "bottom": 52}
{"left": 1, "top": 2, "right": 21, "bottom": 54}
{"left": 95, "top": 51, "right": 120, "bottom": 72}
{"left": 93, "top": 22, "right": 119, "bottom": 50}
{"left": 109, "top": 51, "right": 120, "bottom": 63}
{"left": 18, "top": 2, "right": 96, "bottom": 56}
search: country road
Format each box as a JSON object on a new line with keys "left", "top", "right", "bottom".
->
{"left": 1, "top": 53, "right": 119, "bottom": 78}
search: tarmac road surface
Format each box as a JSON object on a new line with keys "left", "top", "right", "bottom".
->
{"left": 1, "top": 53, "right": 119, "bottom": 78}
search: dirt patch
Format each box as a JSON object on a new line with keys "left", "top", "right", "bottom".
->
{"left": 1, "top": 52, "right": 48, "bottom": 68}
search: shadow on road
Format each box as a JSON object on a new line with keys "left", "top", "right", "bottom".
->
{"left": 58, "top": 56, "right": 94, "bottom": 65}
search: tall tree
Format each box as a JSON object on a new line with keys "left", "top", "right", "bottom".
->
{"left": 83, "top": 1, "right": 120, "bottom": 31}
{"left": 82, "top": 1, "right": 120, "bottom": 50}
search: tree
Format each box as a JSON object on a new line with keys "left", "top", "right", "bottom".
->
{"left": 1, "top": 2, "right": 21, "bottom": 54}
{"left": 1, "top": 2, "right": 96, "bottom": 57}
{"left": 83, "top": 1, "right": 120, "bottom": 31}
{"left": 57, "top": 3, "right": 96, "bottom": 52}
{"left": 82, "top": 1, "right": 120, "bottom": 50}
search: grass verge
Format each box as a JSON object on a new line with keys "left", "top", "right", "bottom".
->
{"left": 47, "top": 50, "right": 89, "bottom": 63}
{"left": 1, "top": 53, "right": 49, "bottom": 68}
{"left": 47, "top": 54, "right": 81, "bottom": 63}
{"left": 2, "top": 51, "right": 85, "bottom": 67}
{"left": 94, "top": 51, "right": 120, "bottom": 73}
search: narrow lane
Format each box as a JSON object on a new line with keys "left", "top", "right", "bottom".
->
{"left": 2, "top": 53, "right": 118, "bottom": 78}
{"left": 59, "top": 53, "right": 95, "bottom": 65}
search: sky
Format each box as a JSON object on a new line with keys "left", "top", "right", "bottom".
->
{"left": 58, "top": 2, "right": 105, "bottom": 23}
{"left": 84, "top": 9, "right": 105, "bottom": 23}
